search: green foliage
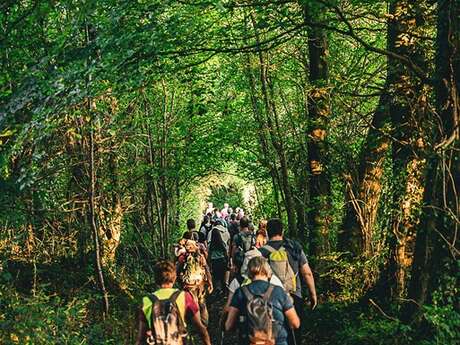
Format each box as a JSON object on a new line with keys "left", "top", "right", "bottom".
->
{"left": 318, "top": 252, "right": 383, "bottom": 301}
{"left": 0, "top": 282, "right": 129, "bottom": 344}
{"left": 208, "top": 184, "right": 244, "bottom": 211}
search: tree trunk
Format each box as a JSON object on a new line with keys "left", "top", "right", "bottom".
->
{"left": 304, "top": 5, "right": 332, "bottom": 258}
{"left": 404, "top": 0, "right": 460, "bottom": 321}
{"left": 339, "top": 93, "right": 390, "bottom": 257}
{"left": 85, "top": 23, "right": 109, "bottom": 316}
{"left": 386, "top": 0, "right": 429, "bottom": 298}
{"left": 249, "top": 12, "right": 297, "bottom": 236}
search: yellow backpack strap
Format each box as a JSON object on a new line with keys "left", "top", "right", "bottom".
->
{"left": 142, "top": 295, "right": 156, "bottom": 330}
{"left": 241, "top": 277, "right": 252, "bottom": 286}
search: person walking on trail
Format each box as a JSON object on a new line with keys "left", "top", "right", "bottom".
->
{"left": 199, "top": 215, "right": 213, "bottom": 242}
{"left": 259, "top": 218, "right": 317, "bottom": 345}
{"left": 184, "top": 218, "right": 200, "bottom": 239}
{"left": 136, "top": 260, "right": 211, "bottom": 345}
{"left": 221, "top": 202, "right": 230, "bottom": 219}
{"left": 205, "top": 202, "right": 214, "bottom": 216}
{"left": 223, "top": 248, "right": 284, "bottom": 324}
{"left": 207, "top": 220, "right": 231, "bottom": 247}
{"left": 228, "top": 213, "right": 239, "bottom": 243}
{"left": 256, "top": 220, "right": 268, "bottom": 248}
{"left": 225, "top": 256, "right": 300, "bottom": 345}
{"left": 175, "top": 233, "right": 213, "bottom": 326}
{"left": 208, "top": 225, "right": 230, "bottom": 294}
{"left": 230, "top": 216, "right": 254, "bottom": 271}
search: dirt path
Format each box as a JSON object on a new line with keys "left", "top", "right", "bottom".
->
{"left": 189, "top": 291, "right": 238, "bottom": 345}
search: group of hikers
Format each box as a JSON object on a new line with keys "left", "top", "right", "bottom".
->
{"left": 136, "top": 202, "right": 318, "bottom": 345}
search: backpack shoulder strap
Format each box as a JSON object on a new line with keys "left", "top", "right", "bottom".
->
{"left": 262, "top": 285, "right": 275, "bottom": 302}
{"left": 241, "top": 285, "right": 255, "bottom": 302}
{"left": 264, "top": 244, "right": 276, "bottom": 254}
{"left": 143, "top": 294, "right": 160, "bottom": 330}
{"left": 169, "top": 289, "right": 182, "bottom": 303}
{"left": 168, "top": 290, "right": 186, "bottom": 333}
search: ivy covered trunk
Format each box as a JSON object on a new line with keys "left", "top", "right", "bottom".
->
{"left": 304, "top": 4, "right": 331, "bottom": 258}
{"left": 339, "top": 93, "right": 390, "bottom": 258}
{"left": 387, "top": 0, "right": 430, "bottom": 298}
{"left": 404, "top": 0, "right": 460, "bottom": 321}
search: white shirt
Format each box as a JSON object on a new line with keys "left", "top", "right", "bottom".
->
{"left": 228, "top": 275, "right": 284, "bottom": 293}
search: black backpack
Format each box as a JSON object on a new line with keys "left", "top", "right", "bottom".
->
{"left": 234, "top": 232, "right": 255, "bottom": 268}
{"left": 241, "top": 285, "right": 276, "bottom": 345}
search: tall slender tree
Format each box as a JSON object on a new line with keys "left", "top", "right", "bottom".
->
{"left": 303, "top": 2, "right": 332, "bottom": 258}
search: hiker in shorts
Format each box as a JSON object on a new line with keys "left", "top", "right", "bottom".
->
{"left": 225, "top": 256, "right": 300, "bottom": 345}
{"left": 136, "top": 260, "right": 211, "bottom": 345}
{"left": 259, "top": 218, "right": 318, "bottom": 345}
{"left": 175, "top": 236, "right": 213, "bottom": 326}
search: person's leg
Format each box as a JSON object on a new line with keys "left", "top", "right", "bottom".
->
{"left": 198, "top": 286, "right": 209, "bottom": 325}
{"left": 212, "top": 258, "right": 227, "bottom": 292}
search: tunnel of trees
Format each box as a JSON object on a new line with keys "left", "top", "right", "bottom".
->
{"left": 0, "top": 0, "right": 459, "bottom": 344}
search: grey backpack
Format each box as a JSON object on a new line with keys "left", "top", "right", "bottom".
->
{"left": 241, "top": 285, "right": 276, "bottom": 345}
{"left": 264, "top": 245, "right": 297, "bottom": 293}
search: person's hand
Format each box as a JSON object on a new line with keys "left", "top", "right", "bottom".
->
{"left": 207, "top": 283, "right": 214, "bottom": 294}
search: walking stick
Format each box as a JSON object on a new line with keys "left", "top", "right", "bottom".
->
{"left": 220, "top": 330, "right": 225, "bottom": 345}
{"left": 290, "top": 328, "right": 298, "bottom": 345}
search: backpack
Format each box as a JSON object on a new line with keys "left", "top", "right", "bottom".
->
{"left": 208, "top": 225, "right": 230, "bottom": 253}
{"left": 203, "top": 224, "right": 212, "bottom": 238}
{"left": 241, "top": 285, "right": 276, "bottom": 345}
{"left": 180, "top": 250, "right": 206, "bottom": 288}
{"left": 228, "top": 222, "right": 239, "bottom": 241}
{"left": 234, "top": 232, "right": 255, "bottom": 268}
{"left": 240, "top": 248, "right": 262, "bottom": 277}
{"left": 142, "top": 290, "right": 187, "bottom": 345}
{"left": 264, "top": 245, "right": 296, "bottom": 293}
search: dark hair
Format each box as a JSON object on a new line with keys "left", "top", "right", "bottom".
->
{"left": 198, "top": 231, "right": 206, "bottom": 243}
{"left": 267, "top": 218, "right": 283, "bottom": 238}
{"left": 186, "top": 218, "right": 196, "bottom": 230}
{"left": 230, "top": 213, "right": 236, "bottom": 221}
{"left": 182, "top": 231, "right": 198, "bottom": 241}
{"left": 209, "top": 228, "right": 226, "bottom": 252}
{"left": 154, "top": 260, "right": 176, "bottom": 285}
{"left": 239, "top": 216, "right": 250, "bottom": 229}
{"left": 201, "top": 215, "right": 210, "bottom": 226}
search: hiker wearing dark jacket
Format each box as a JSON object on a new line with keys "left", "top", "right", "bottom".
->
{"left": 225, "top": 256, "right": 300, "bottom": 345}
{"left": 136, "top": 260, "right": 211, "bottom": 345}
{"left": 209, "top": 226, "right": 229, "bottom": 293}
{"left": 259, "top": 218, "right": 317, "bottom": 345}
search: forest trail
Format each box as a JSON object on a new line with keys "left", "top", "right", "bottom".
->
{"left": 179, "top": 289, "right": 237, "bottom": 345}
{"left": 204, "top": 292, "right": 238, "bottom": 345}
{"left": 2, "top": 1, "right": 459, "bottom": 344}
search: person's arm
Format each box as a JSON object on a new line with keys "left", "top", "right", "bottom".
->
{"left": 205, "top": 262, "right": 213, "bottom": 293}
{"left": 220, "top": 291, "right": 234, "bottom": 329}
{"left": 135, "top": 307, "right": 147, "bottom": 345}
{"left": 284, "top": 307, "right": 300, "bottom": 329}
{"left": 230, "top": 243, "right": 237, "bottom": 263}
{"left": 225, "top": 306, "right": 239, "bottom": 331}
{"left": 191, "top": 312, "right": 211, "bottom": 345}
{"left": 185, "top": 292, "right": 211, "bottom": 345}
{"left": 225, "top": 291, "right": 234, "bottom": 309}
{"left": 300, "top": 262, "right": 317, "bottom": 310}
